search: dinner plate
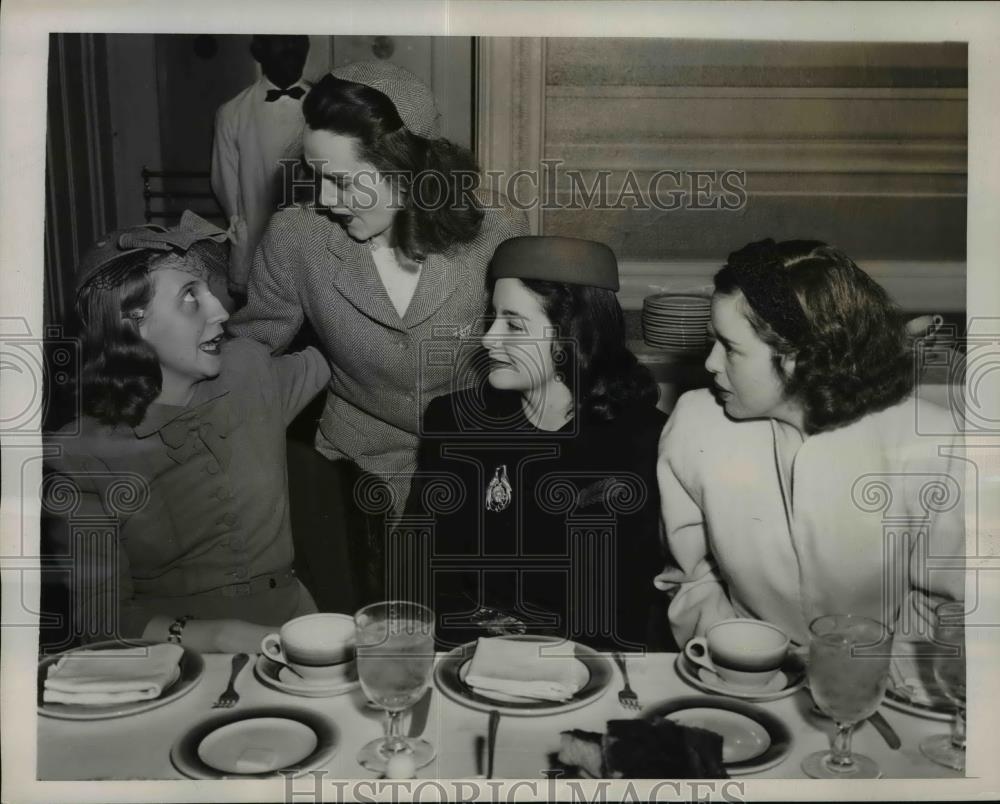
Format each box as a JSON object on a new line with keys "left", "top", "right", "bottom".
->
{"left": 434, "top": 635, "right": 613, "bottom": 716}
{"left": 644, "top": 293, "right": 711, "bottom": 309}
{"left": 642, "top": 695, "right": 792, "bottom": 775}
{"left": 642, "top": 326, "right": 709, "bottom": 337}
{"left": 643, "top": 312, "right": 711, "bottom": 321}
{"left": 645, "top": 343, "right": 711, "bottom": 354}
{"left": 644, "top": 328, "right": 710, "bottom": 336}
{"left": 253, "top": 654, "right": 360, "bottom": 699}
{"left": 674, "top": 652, "right": 806, "bottom": 702}
{"left": 642, "top": 316, "right": 708, "bottom": 325}
{"left": 37, "top": 639, "right": 204, "bottom": 721}
{"left": 645, "top": 342, "right": 710, "bottom": 353}
{"left": 170, "top": 706, "right": 339, "bottom": 779}
{"left": 882, "top": 642, "right": 955, "bottom": 721}
{"left": 883, "top": 689, "right": 953, "bottom": 722}
{"left": 644, "top": 335, "right": 709, "bottom": 345}
{"left": 643, "top": 306, "right": 711, "bottom": 316}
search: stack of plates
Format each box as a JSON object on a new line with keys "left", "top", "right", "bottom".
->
{"left": 642, "top": 293, "right": 711, "bottom": 352}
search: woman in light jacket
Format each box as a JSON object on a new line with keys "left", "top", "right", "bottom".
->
{"left": 656, "top": 239, "right": 965, "bottom": 647}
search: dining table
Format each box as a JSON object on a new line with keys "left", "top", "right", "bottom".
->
{"left": 37, "top": 649, "right": 962, "bottom": 781}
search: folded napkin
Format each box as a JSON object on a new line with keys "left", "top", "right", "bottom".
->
{"left": 43, "top": 643, "right": 184, "bottom": 706}
{"left": 465, "top": 637, "right": 581, "bottom": 701}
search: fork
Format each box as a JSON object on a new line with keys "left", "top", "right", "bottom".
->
{"left": 212, "top": 653, "right": 249, "bottom": 709}
{"left": 613, "top": 652, "right": 640, "bottom": 711}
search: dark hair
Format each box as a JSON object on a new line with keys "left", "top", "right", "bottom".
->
{"left": 520, "top": 279, "right": 659, "bottom": 423}
{"left": 76, "top": 254, "right": 162, "bottom": 428}
{"left": 303, "top": 74, "right": 484, "bottom": 262}
{"left": 714, "top": 239, "right": 914, "bottom": 433}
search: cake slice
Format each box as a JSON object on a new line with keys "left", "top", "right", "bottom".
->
{"left": 603, "top": 718, "right": 728, "bottom": 779}
{"left": 557, "top": 728, "right": 604, "bottom": 778}
{"left": 558, "top": 718, "right": 728, "bottom": 779}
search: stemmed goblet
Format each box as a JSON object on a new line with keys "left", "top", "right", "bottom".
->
{"left": 354, "top": 600, "right": 436, "bottom": 772}
{"left": 802, "top": 613, "right": 893, "bottom": 779}
{"left": 919, "top": 600, "right": 966, "bottom": 771}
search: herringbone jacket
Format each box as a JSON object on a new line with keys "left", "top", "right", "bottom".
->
{"left": 228, "top": 194, "right": 528, "bottom": 508}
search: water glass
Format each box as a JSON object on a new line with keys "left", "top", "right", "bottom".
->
{"left": 355, "top": 600, "right": 436, "bottom": 772}
{"left": 802, "top": 613, "right": 893, "bottom": 779}
{"left": 919, "top": 600, "right": 966, "bottom": 771}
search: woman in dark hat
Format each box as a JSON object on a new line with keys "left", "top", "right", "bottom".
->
{"left": 406, "top": 236, "right": 668, "bottom": 652}
{"left": 44, "top": 213, "right": 329, "bottom": 652}
{"left": 656, "top": 239, "right": 965, "bottom": 648}
{"left": 228, "top": 61, "right": 527, "bottom": 606}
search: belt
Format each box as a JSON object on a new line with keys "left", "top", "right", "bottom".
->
{"left": 203, "top": 568, "right": 297, "bottom": 598}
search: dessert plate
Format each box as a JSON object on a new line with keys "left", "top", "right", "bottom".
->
{"left": 674, "top": 652, "right": 806, "bottom": 702}
{"left": 434, "top": 635, "right": 612, "bottom": 716}
{"left": 643, "top": 695, "right": 792, "bottom": 775}
{"left": 38, "top": 639, "right": 204, "bottom": 721}
{"left": 171, "top": 706, "right": 338, "bottom": 779}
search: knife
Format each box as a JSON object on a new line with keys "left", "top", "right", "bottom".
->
{"left": 486, "top": 709, "right": 501, "bottom": 779}
{"left": 408, "top": 688, "right": 433, "bottom": 739}
{"left": 869, "top": 710, "right": 901, "bottom": 750}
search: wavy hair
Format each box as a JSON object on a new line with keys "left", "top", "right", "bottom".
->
{"left": 303, "top": 74, "right": 484, "bottom": 262}
{"left": 520, "top": 279, "right": 659, "bottom": 423}
{"left": 714, "top": 239, "right": 914, "bottom": 433}
{"left": 75, "top": 254, "right": 161, "bottom": 428}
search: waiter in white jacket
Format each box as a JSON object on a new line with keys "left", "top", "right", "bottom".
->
{"left": 211, "top": 35, "right": 310, "bottom": 307}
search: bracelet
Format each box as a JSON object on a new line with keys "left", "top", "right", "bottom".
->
{"left": 167, "top": 615, "right": 194, "bottom": 644}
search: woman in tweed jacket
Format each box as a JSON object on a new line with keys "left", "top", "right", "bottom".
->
{"left": 229, "top": 62, "right": 527, "bottom": 604}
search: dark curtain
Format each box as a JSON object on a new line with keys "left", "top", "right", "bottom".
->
{"left": 42, "top": 34, "right": 117, "bottom": 650}
{"left": 44, "top": 33, "right": 116, "bottom": 334}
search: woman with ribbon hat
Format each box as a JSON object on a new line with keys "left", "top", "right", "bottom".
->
{"left": 406, "top": 236, "right": 668, "bottom": 651}
{"left": 654, "top": 239, "right": 965, "bottom": 648}
{"left": 229, "top": 61, "right": 528, "bottom": 606}
{"left": 44, "top": 212, "right": 330, "bottom": 652}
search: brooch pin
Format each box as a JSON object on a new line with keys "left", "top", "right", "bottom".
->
{"left": 485, "top": 464, "right": 512, "bottom": 513}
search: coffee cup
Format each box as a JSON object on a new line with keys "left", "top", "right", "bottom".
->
{"left": 260, "top": 612, "right": 355, "bottom": 683}
{"left": 683, "top": 618, "right": 789, "bottom": 688}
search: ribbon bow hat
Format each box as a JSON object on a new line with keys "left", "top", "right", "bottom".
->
{"left": 76, "top": 211, "right": 236, "bottom": 295}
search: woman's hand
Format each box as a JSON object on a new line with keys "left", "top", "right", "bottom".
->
{"left": 653, "top": 564, "right": 687, "bottom": 593}
{"left": 141, "top": 616, "right": 272, "bottom": 654}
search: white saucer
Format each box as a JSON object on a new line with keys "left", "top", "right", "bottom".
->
{"left": 254, "top": 655, "right": 359, "bottom": 699}
{"left": 674, "top": 653, "right": 806, "bottom": 702}
{"left": 697, "top": 667, "right": 788, "bottom": 695}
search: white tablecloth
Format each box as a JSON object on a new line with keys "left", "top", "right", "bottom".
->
{"left": 37, "top": 651, "right": 961, "bottom": 780}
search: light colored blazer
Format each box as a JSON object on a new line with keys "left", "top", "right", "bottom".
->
{"left": 658, "top": 389, "right": 966, "bottom": 646}
{"left": 228, "top": 195, "right": 529, "bottom": 509}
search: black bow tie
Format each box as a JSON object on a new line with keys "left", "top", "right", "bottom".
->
{"left": 265, "top": 85, "right": 305, "bottom": 102}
